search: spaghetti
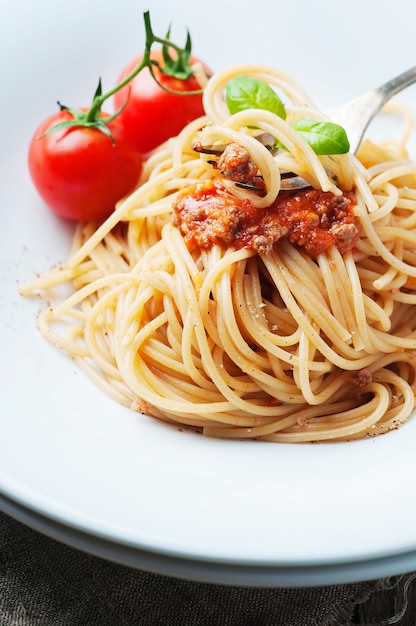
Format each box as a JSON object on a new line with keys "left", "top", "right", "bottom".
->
{"left": 21, "top": 64, "right": 416, "bottom": 442}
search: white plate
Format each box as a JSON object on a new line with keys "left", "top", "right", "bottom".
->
{"left": 2, "top": 0, "right": 416, "bottom": 587}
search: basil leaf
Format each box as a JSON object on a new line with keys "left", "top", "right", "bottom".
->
{"left": 226, "top": 76, "right": 286, "bottom": 120}
{"left": 289, "top": 119, "right": 350, "bottom": 155}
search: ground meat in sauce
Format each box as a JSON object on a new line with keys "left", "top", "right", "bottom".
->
{"left": 172, "top": 181, "right": 246, "bottom": 247}
{"left": 172, "top": 178, "right": 359, "bottom": 258}
{"left": 192, "top": 141, "right": 265, "bottom": 192}
{"left": 351, "top": 368, "right": 373, "bottom": 387}
{"left": 216, "top": 143, "right": 259, "bottom": 183}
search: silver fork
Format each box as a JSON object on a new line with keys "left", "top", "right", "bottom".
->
{"left": 327, "top": 65, "right": 416, "bottom": 153}
{"left": 283, "top": 65, "right": 416, "bottom": 190}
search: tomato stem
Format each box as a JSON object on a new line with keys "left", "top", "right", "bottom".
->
{"left": 48, "top": 10, "right": 207, "bottom": 135}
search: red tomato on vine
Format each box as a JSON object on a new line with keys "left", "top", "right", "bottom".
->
{"left": 28, "top": 107, "right": 142, "bottom": 222}
{"left": 114, "top": 49, "right": 211, "bottom": 154}
{"left": 27, "top": 10, "right": 211, "bottom": 222}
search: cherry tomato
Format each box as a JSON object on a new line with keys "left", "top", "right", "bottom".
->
{"left": 28, "top": 109, "right": 143, "bottom": 221}
{"left": 114, "top": 50, "right": 211, "bottom": 154}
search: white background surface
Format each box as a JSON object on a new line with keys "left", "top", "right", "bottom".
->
{"left": 1, "top": 0, "right": 416, "bottom": 585}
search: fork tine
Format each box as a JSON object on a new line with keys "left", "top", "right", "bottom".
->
{"left": 192, "top": 142, "right": 229, "bottom": 156}
{"left": 235, "top": 181, "right": 265, "bottom": 193}
{"left": 280, "top": 176, "right": 311, "bottom": 191}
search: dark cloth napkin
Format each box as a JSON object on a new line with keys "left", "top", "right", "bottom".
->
{"left": 0, "top": 511, "right": 414, "bottom": 626}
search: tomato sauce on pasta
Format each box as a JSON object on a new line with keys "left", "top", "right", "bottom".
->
{"left": 173, "top": 179, "right": 358, "bottom": 257}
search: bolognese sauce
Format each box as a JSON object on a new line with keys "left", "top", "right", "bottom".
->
{"left": 173, "top": 178, "right": 359, "bottom": 258}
